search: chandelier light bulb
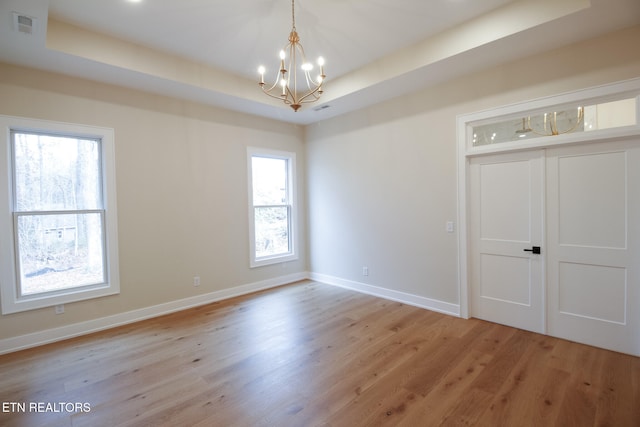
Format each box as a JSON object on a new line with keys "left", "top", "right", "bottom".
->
{"left": 279, "top": 50, "right": 286, "bottom": 60}
{"left": 301, "top": 63, "right": 313, "bottom": 71}
{"left": 318, "top": 56, "right": 325, "bottom": 78}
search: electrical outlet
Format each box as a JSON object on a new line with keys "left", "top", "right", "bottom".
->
{"left": 362, "top": 266, "right": 369, "bottom": 276}
{"left": 193, "top": 276, "right": 200, "bottom": 287}
{"left": 55, "top": 304, "right": 64, "bottom": 314}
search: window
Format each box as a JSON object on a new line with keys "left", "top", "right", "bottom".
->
{"left": 248, "top": 148, "right": 297, "bottom": 267}
{"left": 471, "top": 96, "right": 638, "bottom": 147}
{"left": 0, "top": 116, "right": 120, "bottom": 314}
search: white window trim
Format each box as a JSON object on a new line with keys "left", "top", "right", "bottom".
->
{"left": 247, "top": 147, "right": 298, "bottom": 268}
{"left": 0, "top": 115, "right": 120, "bottom": 314}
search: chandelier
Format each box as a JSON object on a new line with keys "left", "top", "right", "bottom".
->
{"left": 258, "top": 0, "right": 326, "bottom": 112}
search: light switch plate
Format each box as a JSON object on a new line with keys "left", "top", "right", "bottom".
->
{"left": 446, "top": 221, "right": 454, "bottom": 233}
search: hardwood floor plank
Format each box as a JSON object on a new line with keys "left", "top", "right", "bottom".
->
{"left": 403, "top": 321, "right": 491, "bottom": 396}
{"left": 396, "top": 350, "right": 494, "bottom": 426}
{"left": 529, "top": 367, "right": 571, "bottom": 426}
{"left": 436, "top": 387, "right": 495, "bottom": 426}
{"left": 476, "top": 334, "right": 569, "bottom": 426}
{"left": 0, "top": 280, "right": 638, "bottom": 427}
{"left": 592, "top": 351, "right": 640, "bottom": 426}
{"left": 555, "top": 344, "right": 607, "bottom": 426}
{"left": 289, "top": 330, "right": 430, "bottom": 425}
{"left": 469, "top": 328, "right": 536, "bottom": 395}
{"left": 469, "top": 322, "right": 518, "bottom": 355}
{"left": 72, "top": 372, "right": 210, "bottom": 427}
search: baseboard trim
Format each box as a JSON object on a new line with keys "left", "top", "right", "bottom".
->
{"left": 1, "top": 271, "right": 461, "bottom": 355}
{"left": 0, "top": 271, "right": 309, "bottom": 355}
{"left": 310, "top": 272, "right": 460, "bottom": 317}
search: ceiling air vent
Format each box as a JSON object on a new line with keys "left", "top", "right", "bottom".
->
{"left": 313, "top": 105, "right": 331, "bottom": 112}
{"left": 13, "top": 12, "right": 37, "bottom": 35}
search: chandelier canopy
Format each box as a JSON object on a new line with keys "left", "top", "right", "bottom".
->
{"left": 258, "top": 0, "right": 326, "bottom": 112}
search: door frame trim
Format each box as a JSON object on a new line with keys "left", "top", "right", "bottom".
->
{"left": 456, "top": 78, "right": 640, "bottom": 319}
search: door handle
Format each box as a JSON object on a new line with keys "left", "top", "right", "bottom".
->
{"left": 523, "top": 246, "right": 541, "bottom": 254}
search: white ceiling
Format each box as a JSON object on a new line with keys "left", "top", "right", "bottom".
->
{"left": 1, "top": 0, "right": 639, "bottom": 125}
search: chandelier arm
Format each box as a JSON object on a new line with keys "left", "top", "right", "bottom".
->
{"left": 558, "top": 107, "right": 584, "bottom": 134}
{"left": 527, "top": 117, "right": 553, "bottom": 137}
{"left": 288, "top": 51, "right": 296, "bottom": 101}
{"left": 282, "top": 74, "right": 323, "bottom": 105}
{"left": 303, "top": 70, "right": 323, "bottom": 91}
{"left": 526, "top": 116, "right": 554, "bottom": 137}
{"left": 261, "top": 76, "right": 282, "bottom": 94}
{"left": 261, "top": 90, "right": 288, "bottom": 101}
{"left": 296, "top": 86, "right": 322, "bottom": 104}
{"left": 284, "top": 87, "right": 297, "bottom": 105}
{"left": 526, "top": 107, "right": 585, "bottom": 136}
{"left": 261, "top": 82, "right": 291, "bottom": 102}
{"left": 303, "top": 71, "right": 310, "bottom": 87}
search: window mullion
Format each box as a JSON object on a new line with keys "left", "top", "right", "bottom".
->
{"left": 253, "top": 204, "right": 289, "bottom": 209}
{"left": 14, "top": 209, "right": 105, "bottom": 216}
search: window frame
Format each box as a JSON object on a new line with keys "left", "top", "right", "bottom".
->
{"left": 247, "top": 147, "right": 298, "bottom": 268}
{"left": 0, "top": 116, "right": 120, "bottom": 314}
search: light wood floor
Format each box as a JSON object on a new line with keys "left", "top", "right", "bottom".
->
{"left": 1, "top": 280, "right": 638, "bottom": 426}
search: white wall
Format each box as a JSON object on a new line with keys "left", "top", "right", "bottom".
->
{"left": 306, "top": 25, "right": 640, "bottom": 313}
{"left": 0, "top": 64, "right": 307, "bottom": 345}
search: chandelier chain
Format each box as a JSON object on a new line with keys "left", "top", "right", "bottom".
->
{"left": 291, "top": 0, "right": 296, "bottom": 30}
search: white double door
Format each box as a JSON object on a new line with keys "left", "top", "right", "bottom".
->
{"left": 470, "top": 139, "right": 640, "bottom": 356}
